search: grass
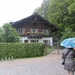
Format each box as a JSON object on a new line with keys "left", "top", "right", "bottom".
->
{"left": 47, "top": 47, "right": 53, "bottom": 53}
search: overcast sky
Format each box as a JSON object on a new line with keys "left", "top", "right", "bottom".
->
{"left": 0, "top": 0, "right": 43, "bottom": 27}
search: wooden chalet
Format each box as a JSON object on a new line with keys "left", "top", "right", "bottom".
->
{"left": 11, "top": 13, "right": 59, "bottom": 46}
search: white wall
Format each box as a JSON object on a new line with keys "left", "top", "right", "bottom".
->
{"left": 20, "top": 36, "right": 53, "bottom": 46}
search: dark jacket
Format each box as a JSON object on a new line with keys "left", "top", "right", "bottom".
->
{"left": 62, "top": 48, "right": 75, "bottom": 71}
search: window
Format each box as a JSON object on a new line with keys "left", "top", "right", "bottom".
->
{"left": 17, "top": 28, "right": 25, "bottom": 34}
{"left": 43, "top": 40, "right": 48, "bottom": 45}
{"left": 43, "top": 29, "right": 49, "bottom": 35}
{"left": 30, "top": 29, "right": 38, "bottom": 33}
{"left": 24, "top": 40, "right": 28, "bottom": 43}
{"left": 33, "top": 29, "right": 35, "bottom": 32}
{"left": 30, "top": 40, "right": 38, "bottom": 42}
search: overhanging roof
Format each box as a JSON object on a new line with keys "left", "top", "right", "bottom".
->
{"left": 11, "top": 13, "right": 59, "bottom": 32}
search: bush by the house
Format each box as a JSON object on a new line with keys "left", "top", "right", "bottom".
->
{"left": 0, "top": 43, "right": 45, "bottom": 60}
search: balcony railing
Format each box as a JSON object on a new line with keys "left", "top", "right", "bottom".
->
{"left": 26, "top": 32, "right": 50, "bottom": 37}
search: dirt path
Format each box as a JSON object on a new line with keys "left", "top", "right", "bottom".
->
{"left": 0, "top": 49, "right": 68, "bottom": 75}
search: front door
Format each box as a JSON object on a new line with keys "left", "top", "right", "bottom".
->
{"left": 24, "top": 40, "right": 28, "bottom": 43}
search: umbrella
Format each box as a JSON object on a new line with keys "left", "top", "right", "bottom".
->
{"left": 60, "top": 38, "right": 75, "bottom": 48}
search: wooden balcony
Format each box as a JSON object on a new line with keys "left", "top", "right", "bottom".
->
{"left": 26, "top": 32, "right": 50, "bottom": 38}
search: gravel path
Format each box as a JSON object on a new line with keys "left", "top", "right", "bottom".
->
{"left": 0, "top": 50, "right": 68, "bottom": 75}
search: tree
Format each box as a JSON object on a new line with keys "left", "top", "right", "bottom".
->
{"left": 40, "top": 0, "right": 50, "bottom": 19}
{"left": 0, "top": 27, "right": 3, "bottom": 42}
{"left": 68, "top": 2, "right": 75, "bottom": 31}
{"left": 2, "top": 23, "right": 20, "bottom": 43}
{"left": 47, "top": 0, "right": 75, "bottom": 39}
{"left": 59, "top": 27, "right": 75, "bottom": 43}
{"left": 33, "top": 7, "right": 43, "bottom": 16}
{"left": 33, "top": 0, "right": 50, "bottom": 19}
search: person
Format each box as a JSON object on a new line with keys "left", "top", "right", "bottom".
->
{"left": 62, "top": 48, "right": 75, "bottom": 75}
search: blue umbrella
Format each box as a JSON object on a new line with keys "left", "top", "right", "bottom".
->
{"left": 60, "top": 38, "right": 75, "bottom": 48}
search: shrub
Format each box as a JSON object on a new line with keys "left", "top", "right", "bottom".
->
{"left": 0, "top": 43, "right": 45, "bottom": 60}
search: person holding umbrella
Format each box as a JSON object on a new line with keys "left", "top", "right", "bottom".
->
{"left": 61, "top": 38, "right": 75, "bottom": 75}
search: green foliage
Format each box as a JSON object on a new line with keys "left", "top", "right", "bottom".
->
{"left": 0, "top": 27, "right": 3, "bottom": 42}
{"left": 0, "top": 43, "right": 45, "bottom": 60}
{"left": 33, "top": 0, "right": 75, "bottom": 40}
{"left": 46, "top": 47, "right": 53, "bottom": 54}
{"left": 48, "top": 0, "right": 68, "bottom": 29}
{"left": 33, "top": 7, "right": 43, "bottom": 16}
{"left": 33, "top": 0, "right": 50, "bottom": 19}
{"left": 1, "top": 23, "right": 20, "bottom": 43}
{"left": 68, "top": 3, "right": 75, "bottom": 14}
{"left": 67, "top": 2, "right": 75, "bottom": 31}
{"left": 59, "top": 27, "right": 75, "bottom": 43}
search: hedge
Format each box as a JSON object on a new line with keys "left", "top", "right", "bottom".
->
{"left": 0, "top": 43, "right": 45, "bottom": 60}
